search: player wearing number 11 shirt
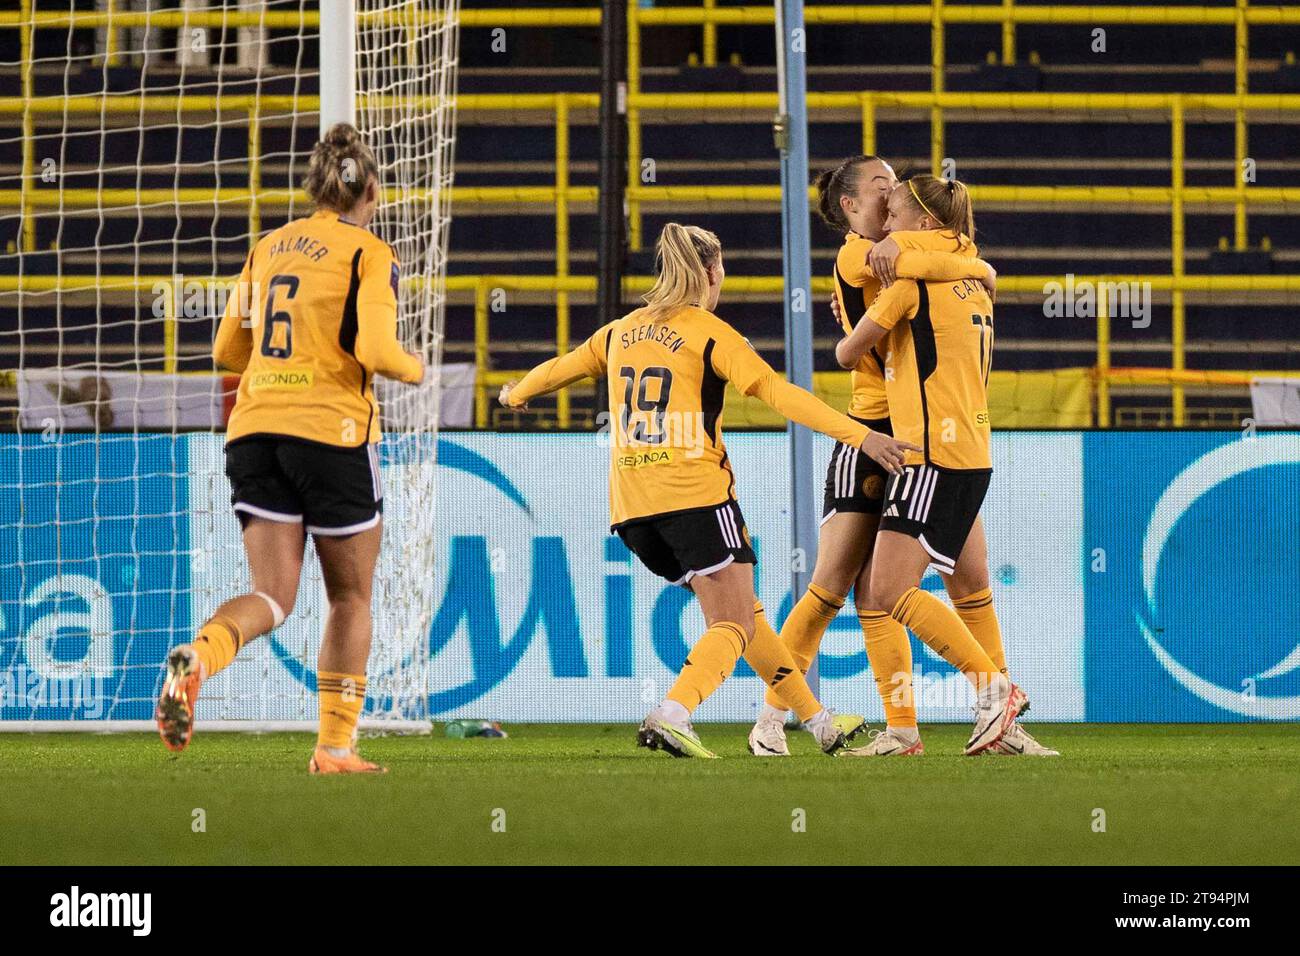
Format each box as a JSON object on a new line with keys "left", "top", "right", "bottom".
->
{"left": 501, "top": 222, "right": 920, "bottom": 760}
{"left": 836, "top": 175, "right": 1052, "bottom": 757}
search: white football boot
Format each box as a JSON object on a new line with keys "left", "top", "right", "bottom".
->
{"left": 990, "top": 721, "right": 1059, "bottom": 756}
{"left": 839, "top": 726, "right": 925, "bottom": 757}
{"left": 964, "top": 679, "right": 1028, "bottom": 755}
{"left": 636, "top": 706, "right": 718, "bottom": 759}
{"left": 748, "top": 708, "right": 790, "bottom": 757}
{"left": 806, "top": 710, "right": 867, "bottom": 755}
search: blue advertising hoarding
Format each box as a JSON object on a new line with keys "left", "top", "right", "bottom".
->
{"left": 0, "top": 434, "right": 189, "bottom": 721}
{"left": 1, "top": 430, "right": 1295, "bottom": 724}
{"left": 1083, "top": 431, "right": 1300, "bottom": 721}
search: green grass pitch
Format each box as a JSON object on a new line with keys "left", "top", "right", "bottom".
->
{"left": 2, "top": 724, "right": 1297, "bottom": 866}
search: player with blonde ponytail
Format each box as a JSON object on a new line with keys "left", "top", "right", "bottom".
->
{"left": 834, "top": 175, "right": 1055, "bottom": 756}
{"left": 155, "top": 123, "right": 425, "bottom": 773}
{"left": 500, "top": 221, "right": 920, "bottom": 757}
{"left": 749, "top": 157, "right": 1003, "bottom": 757}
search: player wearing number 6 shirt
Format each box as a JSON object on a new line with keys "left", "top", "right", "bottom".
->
{"left": 155, "top": 124, "right": 424, "bottom": 774}
{"left": 836, "top": 176, "right": 1047, "bottom": 756}
{"left": 500, "top": 222, "right": 919, "bottom": 759}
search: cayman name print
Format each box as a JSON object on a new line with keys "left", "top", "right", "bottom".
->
{"left": 49, "top": 886, "right": 151, "bottom": 936}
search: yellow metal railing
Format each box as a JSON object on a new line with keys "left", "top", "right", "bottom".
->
{"left": 3, "top": 273, "right": 1297, "bottom": 429}
{"left": 6, "top": 2, "right": 1297, "bottom": 244}
{"left": 8, "top": 88, "right": 1296, "bottom": 429}
{"left": 458, "top": 273, "right": 1300, "bottom": 429}
{"left": 4, "top": 4, "right": 1299, "bottom": 429}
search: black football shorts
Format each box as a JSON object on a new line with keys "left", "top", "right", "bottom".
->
{"left": 878, "top": 462, "right": 990, "bottom": 575}
{"left": 616, "top": 499, "right": 756, "bottom": 587}
{"left": 822, "top": 415, "right": 892, "bottom": 521}
{"left": 225, "top": 434, "right": 383, "bottom": 536}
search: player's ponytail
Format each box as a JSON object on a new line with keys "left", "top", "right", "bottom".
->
{"left": 642, "top": 222, "right": 722, "bottom": 318}
{"left": 304, "top": 123, "right": 381, "bottom": 214}
{"left": 815, "top": 155, "right": 881, "bottom": 234}
{"left": 900, "top": 174, "right": 976, "bottom": 244}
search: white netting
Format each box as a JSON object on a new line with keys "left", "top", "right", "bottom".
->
{"left": 0, "top": 1, "right": 458, "bottom": 730}
{"left": 355, "top": 0, "right": 459, "bottom": 728}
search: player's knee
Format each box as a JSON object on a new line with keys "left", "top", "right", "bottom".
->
{"left": 256, "top": 583, "right": 297, "bottom": 619}
{"left": 868, "top": 580, "right": 903, "bottom": 615}
{"left": 946, "top": 567, "right": 988, "bottom": 598}
{"left": 811, "top": 554, "right": 859, "bottom": 596}
{"left": 327, "top": 588, "right": 372, "bottom": 617}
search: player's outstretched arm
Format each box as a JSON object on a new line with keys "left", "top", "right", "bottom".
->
{"left": 747, "top": 372, "right": 918, "bottom": 474}
{"left": 500, "top": 325, "right": 612, "bottom": 408}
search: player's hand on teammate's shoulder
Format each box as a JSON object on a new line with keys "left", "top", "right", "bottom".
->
{"left": 498, "top": 380, "right": 524, "bottom": 409}
{"left": 861, "top": 430, "right": 921, "bottom": 475}
{"left": 867, "top": 234, "right": 900, "bottom": 287}
{"left": 829, "top": 294, "right": 843, "bottom": 327}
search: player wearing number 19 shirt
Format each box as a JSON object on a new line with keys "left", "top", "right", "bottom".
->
{"left": 501, "top": 222, "right": 920, "bottom": 759}
{"left": 156, "top": 124, "right": 424, "bottom": 774}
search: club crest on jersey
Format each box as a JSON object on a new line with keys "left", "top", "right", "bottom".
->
{"left": 248, "top": 370, "right": 314, "bottom": 391}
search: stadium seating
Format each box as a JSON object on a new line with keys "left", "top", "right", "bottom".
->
{"left": 1, "top": 1, "right": 1296, "bottom": 430}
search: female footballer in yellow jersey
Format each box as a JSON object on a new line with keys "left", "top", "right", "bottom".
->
{"left": 746, "top": 155, "right": 998, "bottom": 757}
{"left": 500, "top": 222, "right": 919, "bottom": 758}
{"left": 836, "top": 175, "right": 1049, "bottom": 755}
{"left": 155, "top": 124, "right": 425, "bottom": 773}
{"left": 838, "top": 176, "right": 1057, "bottom": 756}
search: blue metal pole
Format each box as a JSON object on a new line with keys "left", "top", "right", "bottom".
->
{"left": 774, "top": 0, "right": 818, "bottom": 696}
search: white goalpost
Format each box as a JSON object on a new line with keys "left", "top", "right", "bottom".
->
{"left": 0, "top": 1, "right": 459, "bottom": 733}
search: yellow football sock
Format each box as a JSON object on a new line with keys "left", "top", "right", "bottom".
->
{"left": 317, "top": 670, "right": 367, "bottom": 750}
{"left": 749, "top": 602, "right": 822, "bottom": 722}
{"left": 952, "top": 587, "right": 1008, "bottom": 675}
{"left": 859, "top": 610, "right": 917, "bottom": 729}
{"left": 763, "top": 584, "right": 844, "bottom": 708}
{"left": 192, "top": 615, "right": 243, "bottom": 679}
{"left": 666, "top": 621, "right": 747, "bottom": 712}
{"left": 891, "top": 588, "right": 1001, "bottom": 694}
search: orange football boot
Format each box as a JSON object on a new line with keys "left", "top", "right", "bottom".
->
{"left": 156, "top": 645, "right": 203, "bottom": 752}
{"left": 308, "top": 746, "right": 388, "bottom": 775}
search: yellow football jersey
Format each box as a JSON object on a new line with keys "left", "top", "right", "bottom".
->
{"left": 832, "top": 230, "right": 986, "bottom": 421}
{"left": 213, "top": 210, "right": 423, "bottom": 447}
{"left": 867, "top": 275, "right": 994, "bottom": 471}
{"left": 507, "top": 304, "right": 871, "bottom": 527}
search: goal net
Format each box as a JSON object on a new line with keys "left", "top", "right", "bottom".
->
{"left": 0, "top": 0, "right": 459, "bottom": 731}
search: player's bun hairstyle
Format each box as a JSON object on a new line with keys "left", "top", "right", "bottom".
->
{"left": 900, "top": 174, "right": 976, "bottom": 243}
{"left": 815, "top": 154, "right": 883, "bottom": 234}
{"left": 304, "top": 123, "right": 380, "bottom": 214}
{"left": 643, "top": 222, "right": 722, "bottom": 317}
